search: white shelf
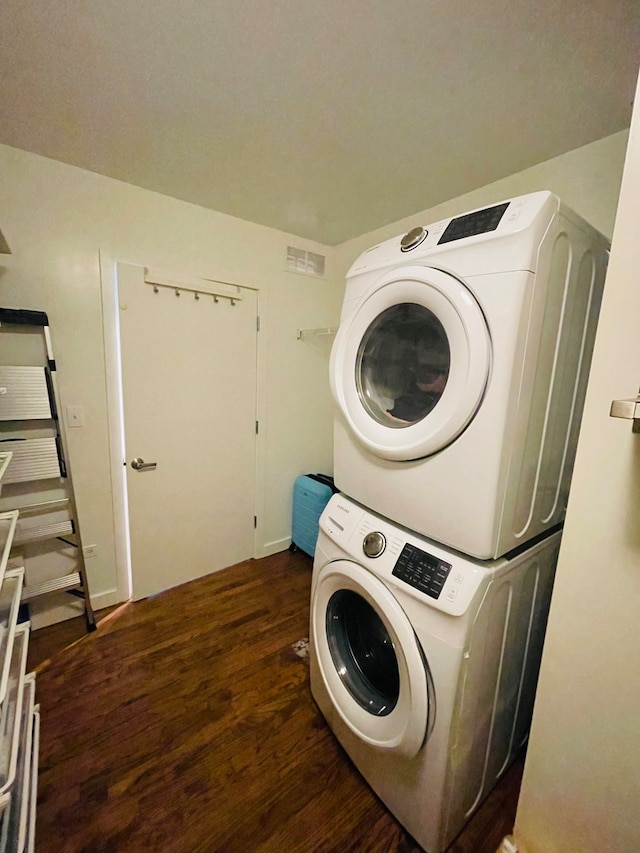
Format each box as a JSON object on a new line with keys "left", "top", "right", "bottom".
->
{"left": 1, "top": 673, "right": 36, "bottom": 853}
{"left": 0, "top": 310, "right": 95, "bottom": 633}
{"left": 0, "top": 439, "right": 62, "bottom": 484}
{"left": 0, "top": 454, "right": 11, "bottom": 495}
{"left": 26, "top": 707, "right": 39, "bottom": 853}
{"left": 0, "top": 368, "right": 53, "bottom": 421}
{"left": 0, "top": 572, "right": 24, "bottom": 707}
{"left": 13, "top": 519, "right": 74, "bottom": 546}
{"left": 297, "top": 326, "right": 338, "bottom": 340}
{"left": 21, "top": 571, "right": 81, "bottom": 601}
{"left": 0, "top": 623, "right": 29, "bottom": 798}
{"left": 0, "top": 514, "right": 18, "bottom": 591}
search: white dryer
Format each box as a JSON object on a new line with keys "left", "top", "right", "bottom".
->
{"left": 331, "top": 191, "right": 609, "bottom": 558}
{"left": 310, "top": 493, "right": 561, "bottom": 853}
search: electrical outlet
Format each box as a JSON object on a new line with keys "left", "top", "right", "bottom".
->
{"left": 83, "top": 544, "right": 97, "bottom": 558}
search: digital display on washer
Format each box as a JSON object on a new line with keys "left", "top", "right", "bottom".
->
{"left": 437, "top": 202, "right": 510, "bottom": 245}
{"left": 392, "top": 543, "right": 452, "bottom": 599}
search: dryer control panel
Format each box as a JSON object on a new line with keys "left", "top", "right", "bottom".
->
{"left": 345, "top": 189, "right": 559, "bottom": 284}
{"left": 392, "top": 544, "right": 452, "bottom": 599}
{"left": 437, "top": 201, "right": 509, "bottom": 245}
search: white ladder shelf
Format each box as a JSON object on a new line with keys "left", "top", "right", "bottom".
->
{"left": 0, "top": 308, "right": 96, "bottom": 632}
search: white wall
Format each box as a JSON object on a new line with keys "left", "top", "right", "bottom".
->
{"left": 512, "top": 74, "right": 640, "bottom": 851}
{"left": 0, "top": 130, "right": 628, "bottom": 619}
{"left": 335, "top": 130, "right": 629, "bottom": 275}
{"left": 0, "top": 143, "right": 343, "bottom": 611}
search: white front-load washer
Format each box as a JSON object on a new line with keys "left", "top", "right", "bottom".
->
{"left": 310, "top": 493, "right": 561, "bottom": 853}
{"left": 331, "top": 191, "right": 609, "bottom": 558}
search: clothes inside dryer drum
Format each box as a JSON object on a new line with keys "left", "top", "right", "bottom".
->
{"left": 356, "top": 303, "right": 450, "bottom": 428}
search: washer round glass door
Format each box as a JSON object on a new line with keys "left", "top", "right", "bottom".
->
{"left": 311, "top": 559, "right": 432, "bottom": 758}
{"left": 330, "top": 266, "right": 491, "bottom": 460}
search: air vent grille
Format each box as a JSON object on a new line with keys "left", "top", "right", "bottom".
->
{"left": 286, "top": 246, "right": 325, "bottom": 278}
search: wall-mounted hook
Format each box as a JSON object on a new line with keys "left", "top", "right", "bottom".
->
{"left": 153, "top": 285, "right": 159, "bottom": 293}
{"left": 175, "top": 288, "right": 181, "bottom": 297}
{"left": 213, "top": 295, "right": 219, "bottom": 304}
{"left": 230, "top": 298, "right": 236, "bottom": 307}
{"left": 195, "top": 292, "right": 200, "bottom": 300}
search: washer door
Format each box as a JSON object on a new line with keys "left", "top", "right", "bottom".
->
{"left": 331, "top": 266, "right": 491, "bottom": 460}
{"left": 311, "top": 559, "right": 433, "bottom": 759}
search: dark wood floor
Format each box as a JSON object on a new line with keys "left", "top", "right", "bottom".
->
{"left": 30, "top": 550, "right": 522, "bottom": 853}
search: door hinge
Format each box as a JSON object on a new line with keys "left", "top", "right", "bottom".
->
{"left": 256, "top": 316, "right": 260, "bottom": 332}
{"left": 255, "top": 420, "right": 259, "bottom": 434}
{"left": 254, "top": 515, "right": 257, "bottom": 528}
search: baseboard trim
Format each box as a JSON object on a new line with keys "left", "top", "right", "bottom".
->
{"left": 261, "top": 537, "right": 292, "bottom": 558}
{"left": 90, "top": 588, "right": 121, "bottom": 610}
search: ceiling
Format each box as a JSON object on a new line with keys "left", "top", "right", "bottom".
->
{"left": 1, "top": 1, "right": 638, "bottom": 245}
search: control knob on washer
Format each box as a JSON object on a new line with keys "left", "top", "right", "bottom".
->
{"left": 363, "top": 531, "right": 386, "bottom": 558}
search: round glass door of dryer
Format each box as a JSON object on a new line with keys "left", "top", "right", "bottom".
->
{"left": 357, "top": 303, "right": 450, "bottom": 428}
{"left": 330, "top": 265, "right": 491, "bottom": 461}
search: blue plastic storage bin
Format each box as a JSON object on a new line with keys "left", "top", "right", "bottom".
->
{"left": 291, "top": 474, "right": 336, "bottom": 557}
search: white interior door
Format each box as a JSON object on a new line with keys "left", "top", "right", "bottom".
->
{"left": 117, "top": 263, "right": 258, "bottom": 600}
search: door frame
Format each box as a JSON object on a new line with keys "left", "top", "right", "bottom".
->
{"left": 99, "top": 252, "right": 266, "bottom": 602}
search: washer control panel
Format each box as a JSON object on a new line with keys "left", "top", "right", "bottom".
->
{"left": 321, "top": 495, "right": 488, "bottom": 616}
{"left": 363, "top": 531, "right": 386, "bottom": 558}
{"left": 392, "top": 543, "right": 452, "bottom": 600}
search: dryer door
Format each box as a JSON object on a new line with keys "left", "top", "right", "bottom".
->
{"left": 311, "top": 558, "right": 433, "bottom": 759}
{"left": 331, "top": 266, "right": 491, "bottom": 460}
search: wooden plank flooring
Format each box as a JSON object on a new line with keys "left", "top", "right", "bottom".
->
{"left": 30, "top": 550, "right": 523, "bottom": 853}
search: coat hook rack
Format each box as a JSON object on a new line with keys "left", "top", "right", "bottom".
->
{"left": 143, "top": 270, "right": 244, "bottom": 305}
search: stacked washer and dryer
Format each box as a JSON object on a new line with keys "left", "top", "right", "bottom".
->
{"left": 309, "top": 191, "right": 610, "bottom": 852}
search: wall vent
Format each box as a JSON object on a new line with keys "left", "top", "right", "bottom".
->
{"left": 286, "top": 246, "right": 325, "bottom": 278}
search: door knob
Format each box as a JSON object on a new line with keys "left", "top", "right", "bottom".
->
{"left": 609, "top": 394, "right": 640, "bottom": 433}
{"left": 131, "top": 457, "right": 157, "bottom": 470}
